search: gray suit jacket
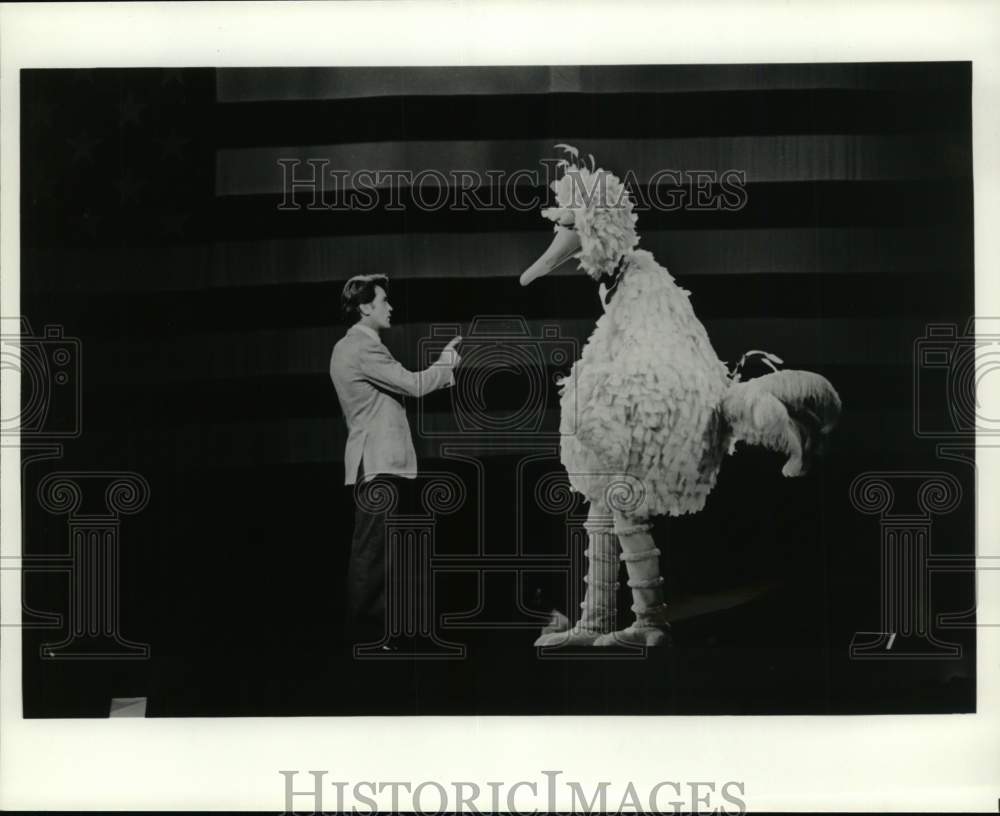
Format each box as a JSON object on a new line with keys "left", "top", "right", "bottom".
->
{"left": 330, "top": 324, "right": 455, "bottom": 484}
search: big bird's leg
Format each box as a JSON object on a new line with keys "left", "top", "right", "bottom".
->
{"left": 534, "top": 500, "right": 620, "bottom": 646}
{"left": 594, "top": 515, "right": 670, "bottom": 647}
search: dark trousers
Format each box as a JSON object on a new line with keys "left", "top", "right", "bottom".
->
{"left": 344, "top": 468, "right": 412, "bottom": 643}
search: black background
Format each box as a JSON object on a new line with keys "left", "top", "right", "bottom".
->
{"left": 19, "top": 64, "right": 975, "bottom": 716}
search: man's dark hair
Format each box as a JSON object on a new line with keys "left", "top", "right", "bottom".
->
{"left": 341, "top": 274, "right": 389, "bottom": 321}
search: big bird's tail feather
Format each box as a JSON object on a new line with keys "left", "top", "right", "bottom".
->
{"left": 721, "top": 370, "right": 842, "bottom": 477}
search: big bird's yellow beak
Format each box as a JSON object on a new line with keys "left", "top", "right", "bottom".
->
{"left": 519, "top": 226, "right": 583, "bottom": 286}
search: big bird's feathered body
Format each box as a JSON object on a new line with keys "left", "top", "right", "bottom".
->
{"left": 559, "top": 248, "right": 732, "bottom": 517}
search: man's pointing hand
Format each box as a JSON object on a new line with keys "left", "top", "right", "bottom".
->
{"left": 439, "top": 335, "right": 462, "bottom": 367}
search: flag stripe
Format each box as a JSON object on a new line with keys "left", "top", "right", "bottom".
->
{"left": 215, "top": 63, "right": 970, "bottom": 103}
{"left": 66, "top": 317, "right": 932, "bottom": 391}
{"left": 76, "top": 363, "right": 912, "bottom": 429}
{"left": 21, "top": 225, "right": 972, "bottom": 293}
{"left": 202, "top": 180, "right": 971, "bottom": 244}
{"left": 212, "top": 88, "right": 970, "bottom": 148}
{"left": 216, "top": 133, "right": 971, "bottom": 197}
{"left": 23, "top": 179, "right": 974, "bottom": 249}
{"left": 23, "top": 271, "right": 955, "bottom": 342}
{"left": 64, "top": 401, "right": 914, "bottom": 469}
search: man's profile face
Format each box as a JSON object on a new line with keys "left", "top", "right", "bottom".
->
{"left": 361, "top": 285, "right": 393, "bottom": 330}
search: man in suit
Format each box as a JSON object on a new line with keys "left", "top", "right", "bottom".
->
{"left": 330, "top": 273, "right": 461, "bottom": 643}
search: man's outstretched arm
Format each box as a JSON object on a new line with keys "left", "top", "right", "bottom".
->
{"left": 359, "top": 337, "right": 461, "bottom": 398}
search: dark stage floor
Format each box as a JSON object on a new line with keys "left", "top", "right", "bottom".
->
{"left": 23, "top": 582, "right": 975, "bottom": 718}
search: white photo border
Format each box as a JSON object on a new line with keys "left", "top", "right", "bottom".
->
{"left": 2, "top": 1, "right": 998, "bottom": 811}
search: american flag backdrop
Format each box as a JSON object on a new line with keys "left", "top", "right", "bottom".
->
{"left": 19, "top": 64, "right": 975, "bottom": 716}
